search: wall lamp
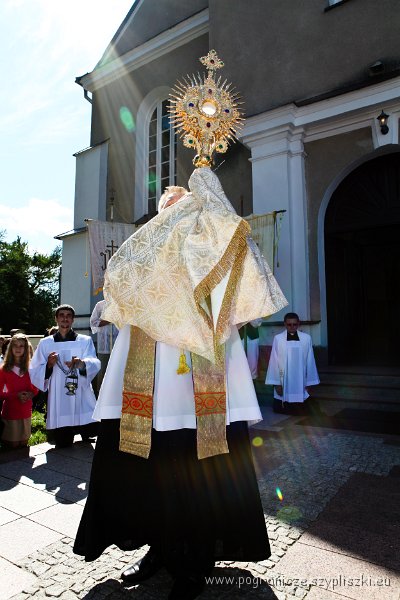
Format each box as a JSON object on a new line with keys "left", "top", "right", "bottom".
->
{"left": 377, "top": 110, "right": 389, "bottom": 135}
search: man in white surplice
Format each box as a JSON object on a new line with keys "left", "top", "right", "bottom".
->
{"left": 266, "top": 312, "right": 319, "bottom": 408}
{"left": 90, "top": 299, "right": 118, "bottom": 391}
{"left": 30, "top": 304, "right": 100, "bottom": 447}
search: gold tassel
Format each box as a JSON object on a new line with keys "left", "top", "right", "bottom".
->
{"left": 177, "top": 351, "right": 191, "bottom": 375}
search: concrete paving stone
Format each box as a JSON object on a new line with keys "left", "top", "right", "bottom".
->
{"left": 0, "top": 556, "right": 38, "bottom": 600}
{"left": 0, "top": 517, "right": 63, "bottom": 561}
{"left": 27, "top": 442, "right": 55, "bottom": 457}
{"left": 0, "top": 505, "right": 20, "bottom": 525}
{"left": 57, "top": 564, "right": 76, "bottom": 575}
{"left": 28, "top": 501, "right": 84, "bottom": 538}
{"left": 31, "top": 561, "right": 52, "bottom": 576}
{"left": 22, "top": 585, "right": 41, "bottom": 595}
{"left": 52, "top": 441, "right": 96, "bottom": 463}
{"left": 270, "top": 542, "right": 400, "bottom": 600}
{"left": 51, "top": 479, "right": 88, "bottom": 504}
{"left": 305, "top": 587, "right": 356, "bottom": 599}
{"left": 0, "top": 458, "right": 77, "bottom": 493}
{"left": 0, "top": 476, "right": 58, "bottom": 516}
{"left": 59, "top": 593, "right": 78, "bottom": 600}
{"left": 300, "top": 520, "right": 400, "bottom": 572}
{"left": 27, "top": 452, "right": 93, "bottom": 480}
{"left": 252, "top": 563, "right": 268, "bottom": 575}
{"left": 44, "top": 583, "right": 65, "bottom": 597}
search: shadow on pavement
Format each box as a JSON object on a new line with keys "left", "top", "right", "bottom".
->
{"left": 81, "top": 566, "right": 280, "bottom": 599}
{"left": 299, "top": 470, "right": 400, "bottom": 572}
{"left": 0, "top": 442, "right": 93, "bottom": 503}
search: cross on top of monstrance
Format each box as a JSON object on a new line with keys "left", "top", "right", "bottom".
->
{"left": 169, "top": 49, "right": 244, "bottom": 168}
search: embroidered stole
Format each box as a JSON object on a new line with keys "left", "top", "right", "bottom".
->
{"left": 120, "top": 326, "right": 228, "bottom": 460}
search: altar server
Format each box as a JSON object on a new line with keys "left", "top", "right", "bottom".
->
{"left": 266, "top": 312, "right": 320, "bottom": 408}
{"left": 30, "top": 304, "right": 100, "bottom": 447}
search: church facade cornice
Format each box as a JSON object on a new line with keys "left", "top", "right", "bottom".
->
{"left": 77, "top": 9, "right": 209, "bottom": 93}
{"left": 241, "top": 76, "right": 400, "bottom": 150}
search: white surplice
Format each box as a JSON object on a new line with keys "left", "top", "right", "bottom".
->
{"left": 93, "top": 324, "right": 262, "bottom": 429}
{"left": 90, "top": 300, "right": 119, "bottom": 354}
{"left": 265, "top": 330, "right": 320, "bottom": 403}
{"left": 242, "top": 319, "right": 262, "bottom": 380}
{"left": 29, "top": 335, "right": 101, "bottom": 429}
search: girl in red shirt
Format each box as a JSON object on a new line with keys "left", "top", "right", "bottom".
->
{"left": 0, "top": 334, "right": 37, "bottom": 449}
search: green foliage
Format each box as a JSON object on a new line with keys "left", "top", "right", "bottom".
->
{"left": 0, "top": 231, "right": 61, "bottom": 334}
{"left": 28, "top": 410, "right": 47, "bottom": 446}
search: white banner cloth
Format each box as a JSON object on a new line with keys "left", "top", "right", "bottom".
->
{"left": 87, "top": 220, "right": 138, "bottom": 294}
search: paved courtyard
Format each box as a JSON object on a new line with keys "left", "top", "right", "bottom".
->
{"left": 0, "top": 406, "right": 399, "bottom": 600}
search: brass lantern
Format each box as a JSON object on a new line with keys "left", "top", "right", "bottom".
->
{"left": 65, "top": 367, "right": 78, "bottom": 395}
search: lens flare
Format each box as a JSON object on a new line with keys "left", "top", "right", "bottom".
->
{"left": 276, "top": 487, "right": 283, "bottom": 501}
{"left": 277, "top": 506, "right": 302, "bottom": 523}
{"left": 119, "top": 106, "right": 136, "bottom": 132}
{"left": 252, "top": 436, "right": 263, "bottom": 447}
{"left": 147, "top": 171, "right": 158, "bottom": 194}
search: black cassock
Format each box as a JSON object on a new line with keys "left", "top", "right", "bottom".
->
{"left": 74, "top": 419, "right": 270, "bottom": 577}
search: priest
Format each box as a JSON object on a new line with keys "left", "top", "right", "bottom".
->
{"left": 29, "top": 304, "right": 100, "bottom": 447}
{"left": 73, "top": 166, "right": 287, "bottom": 600}
{"left": 266, "top": 312, "right": 320, "bottom": 412}
{"left": 74, "top": 50, "right": 288, "bottom": 600}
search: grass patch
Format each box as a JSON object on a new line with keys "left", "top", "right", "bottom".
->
{"left": 28, "top": 410, "right": 47, "bottom": 446}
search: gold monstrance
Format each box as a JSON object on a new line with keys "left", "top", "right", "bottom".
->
{"left": 169, "top": 50, "right": 244, "bottom": 168}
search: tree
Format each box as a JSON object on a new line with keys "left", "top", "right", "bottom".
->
{"left": 0, "top": 232, "right": 61, "bottom": 335}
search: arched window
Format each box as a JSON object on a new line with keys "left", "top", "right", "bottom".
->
{"left": 135, "top": 87, "right": 177, "bottom": 220}
{"left": 147, "top": 99, "right": 177, "bottom": 215}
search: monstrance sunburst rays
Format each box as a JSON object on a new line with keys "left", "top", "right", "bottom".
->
{"left": 169, "top": 50, "right": 244, "bottom": 168}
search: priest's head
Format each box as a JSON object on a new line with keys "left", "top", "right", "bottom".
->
{"left": 284, "top": 312, "right": 300, "bottom": 334}
{"left": 158, "top": 186, "right": 188, "bottom": 212}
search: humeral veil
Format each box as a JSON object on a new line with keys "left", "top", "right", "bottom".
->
{"left": 101, "top": 167, "right": 287, "bottom": 460}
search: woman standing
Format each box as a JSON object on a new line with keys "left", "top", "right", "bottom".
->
{"left": 0, "top": 334, "right": 37, "bottom": 449}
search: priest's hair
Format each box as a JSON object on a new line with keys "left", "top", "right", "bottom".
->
{"left": 158, "top": 186, "right": 188, "bottom": 212}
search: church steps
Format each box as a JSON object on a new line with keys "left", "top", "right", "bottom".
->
{"left": 256, "top": 369, "right": 400, "bottom": 411}
{"left": 318, "top": 374, "right": 400, "bottom": 390}
{"left": 315, "top": 385, "right": 400, "bottom": 404}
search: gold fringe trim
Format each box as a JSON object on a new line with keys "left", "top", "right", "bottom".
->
{"left": 193, "top": 218, "right": 250, "bottom": 332}
{"left": 215, "top": 242, "right": 248, "bottom": 347}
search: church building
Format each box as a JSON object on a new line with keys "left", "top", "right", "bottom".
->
{"left": 58, "top": 0, "right": 400, "bottom": 383}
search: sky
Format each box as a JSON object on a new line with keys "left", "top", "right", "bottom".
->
{"left": 0, "top": 0, "right": 134, "bottom": 254}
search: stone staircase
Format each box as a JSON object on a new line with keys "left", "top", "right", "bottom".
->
{"left": 315, "top": 366, "right": 400, "bottom": 414}
{"left": 257, "top": 365, "right": 400, "bottom": 415}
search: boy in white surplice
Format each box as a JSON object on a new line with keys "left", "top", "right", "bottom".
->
{"left": 266, "top": 312, "right": 320, "bottom": 410}
{"left": 30, "top": 304, "right": 100, "bottom": 447}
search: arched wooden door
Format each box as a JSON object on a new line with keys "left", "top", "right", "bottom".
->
{"left": 325, "top": 152, "right": 400, "bottom": 366}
